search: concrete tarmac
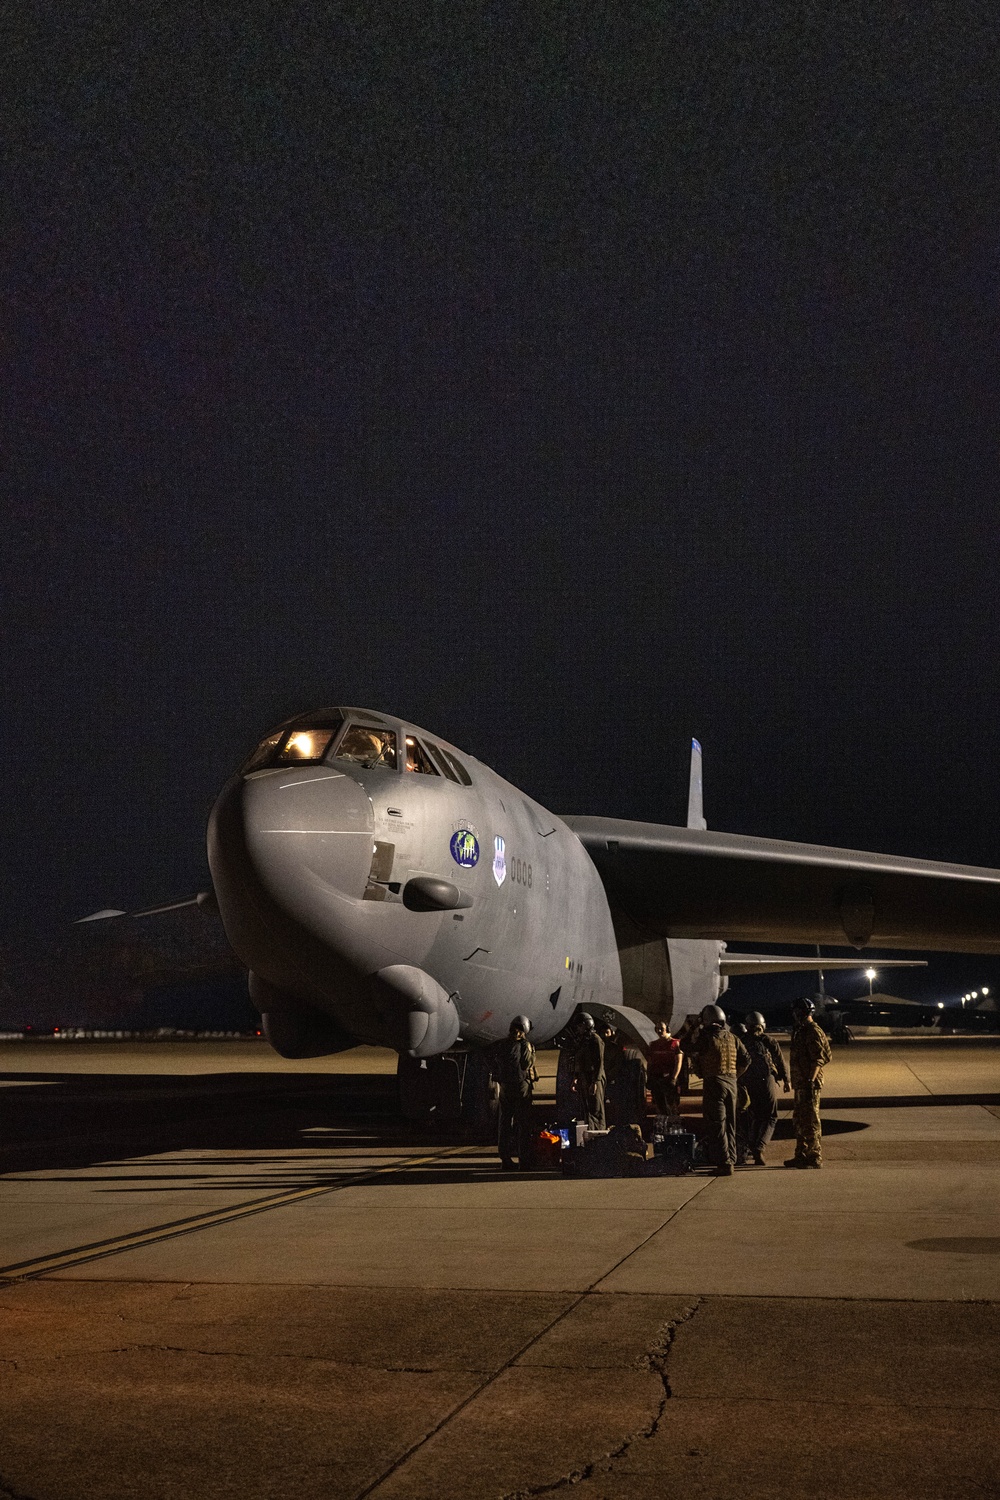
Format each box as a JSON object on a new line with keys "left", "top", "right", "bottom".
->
{"left": 2, "top": 1036, "right": 999, "bottom": 1499}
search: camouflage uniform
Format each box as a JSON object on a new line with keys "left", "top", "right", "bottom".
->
{"left": 689, "top": 1026, "right": 750, "bottom": 1167}
{"left": 789, "top": 1016, "right": 832, "bottom": 1165}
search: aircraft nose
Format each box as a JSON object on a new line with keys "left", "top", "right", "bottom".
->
{"left": 209, "top": 766, "right": 376, "bottom": 948}
{"left": 243, "top": 766, "right": 375, "bottom": 906}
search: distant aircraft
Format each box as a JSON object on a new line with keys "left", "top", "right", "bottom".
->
{"left": 201, "top": 707, "right": 1000, "bottom": 1126}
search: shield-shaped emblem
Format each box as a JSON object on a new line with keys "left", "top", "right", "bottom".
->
{"left": 492, "top": 835, "right": 507, "bottom": 886}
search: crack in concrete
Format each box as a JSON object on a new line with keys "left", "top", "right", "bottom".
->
{"left": 355, "top": 1193, "right": 712, "bottom": 1500}
{"left": 500, "top": 1298, "right": 705, "bottom": 1498}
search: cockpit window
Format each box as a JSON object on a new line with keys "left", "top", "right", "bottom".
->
{"left": 437, "top": 747, "right": 472, "bottom": 785}
{"left": 242, "top": 732, "right": 284, "bottom": 773}
{"left": 276, "top": 728, "right": 338, "bottom": 764}
{"left": 405, "top": 736, "right": 440, "bottom": 775}
{"left": 422, "top": 743, "right": 473, "bottom": 785}
{"left": 336, "top": 724, "right": 398, "bottom": 770}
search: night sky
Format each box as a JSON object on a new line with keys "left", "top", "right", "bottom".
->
{"left": 5, "top": 6, "right": 1000, "bottom": 1009}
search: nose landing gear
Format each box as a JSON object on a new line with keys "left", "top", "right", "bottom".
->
{"left": 397, "top": 1049, "right": 499, "bottom": 1142}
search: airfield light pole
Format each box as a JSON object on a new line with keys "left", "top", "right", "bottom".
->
{"left": 865, "top": 967, "right": 876, "bottom": 996}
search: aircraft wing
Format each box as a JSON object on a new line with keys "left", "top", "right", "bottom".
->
{"left": 68, "top": 892, "right": 240, "bottom": 986}
{"left": 562, "top": 817, "right": 1000, "bottom": 954}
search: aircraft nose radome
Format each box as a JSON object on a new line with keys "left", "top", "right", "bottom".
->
{"left": 233, "top": 768, "right": 376, "bottom": 923}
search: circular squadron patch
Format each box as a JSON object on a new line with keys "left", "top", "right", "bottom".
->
{"left": 450, "top": 829, "right": 480, "bottom": 868}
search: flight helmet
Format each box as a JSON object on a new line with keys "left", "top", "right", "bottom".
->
{"left": 700, "top": 1004, "right": 727, "bottom": 1025}
{"left": 747, "top": 1011, "right": 766, "bottom": 1031}
{"left": 511, "top": 1014, "right": 532, "bottom": 1034}
{"left": 579, "top": 1012, "right": 596, "bottom": 1031}
{"left": 791, "top": 997, "right": 815, "bottom": 1019}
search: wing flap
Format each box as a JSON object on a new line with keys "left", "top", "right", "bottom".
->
{"left": 720, "top": 956, "right": 927, "bottom": 976}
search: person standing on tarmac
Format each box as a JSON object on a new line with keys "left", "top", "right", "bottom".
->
{"left": 674, "top": 1013, "right": 701, "bottom": 1095}
{"left": 688, "top": 1005, "right": 750, "bottom": 1175}
{"left": 573, "top": 1013, "right": 606, "bottom": 1129}
{"left": 600, "top": 1021, "right": 624, "bottom": 1125}
{"left": 785, "top": 997, "right": 832, "bottom": 1169}
{"left": 739, "top": 1012, "right": 790, "bottom": 1165}
{"left": 647, "top": 1020, "right": 682, "bottom": 1117}
{"left": 497, "top": 1015, "right": 538, "bottom": 1171}
{"left": 616, "top": 1038, "right": 649, "bottom": 1129}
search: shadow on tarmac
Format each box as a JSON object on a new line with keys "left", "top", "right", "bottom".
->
{"left": 1, "top": 1066, "right": 881, "bottom": 1182}
{"left": 0, "top": 1069, "right": 422, "bottom": 1175}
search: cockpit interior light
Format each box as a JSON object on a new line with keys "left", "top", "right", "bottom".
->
{"left": 279, "top": 729, "right": 337, "bottom": 763}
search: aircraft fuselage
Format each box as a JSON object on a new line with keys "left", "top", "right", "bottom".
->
{"left": 208, "top": 710, "right": 623, "bottom": 1057}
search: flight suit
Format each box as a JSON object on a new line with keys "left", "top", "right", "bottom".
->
{"left": 789, "top": 1016, "right": 833, "bottom": 1165}
{"left": 497, "top": 1035, "right": 537, "bottom": 1168}
{"left": 740, "top": 1032, "right": 789, "bottom": 1159}
{"left": 601, "top": 1034, "right": 624, "bottom": 1126}
{"left": 689, "top": 1026, "right": 750, "bottom": 1168}
{"left": 616, "top": 1044, "right": 649, "bottom": 1128}
{"left": 574, "top": 1030, "right": 606, "bottom": 1128}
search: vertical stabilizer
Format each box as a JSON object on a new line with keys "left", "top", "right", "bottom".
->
{"left": 668, "top": 737, "right": 720, "bottom": 1026}
{"left": 687, "top": 738, "right": 707, "bottom": 830}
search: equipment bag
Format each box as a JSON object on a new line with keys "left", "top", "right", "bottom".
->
{"left": 651, "top": 1132, "right": 696, "bottom": 1175}
{"left": 529, "top": 1128, "right": 564, "bottom": 1170}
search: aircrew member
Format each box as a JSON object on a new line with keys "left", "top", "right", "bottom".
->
{"left": 674, "top": 1013, "right": 702, "bottom": 1094}
{"left": 785, "top": 997, "right": 832, "bottom": 1168}
{"left": 739, "top": 1011, "right": 790, "bottom": 1165}
{"left": 687, "top": 1005, "right": 750, "bottom": 1175}
{"left": 599, "top": 1021, "right": 623, "bottom": 1125}
{"left": 616, "top": 1039, "right": 649, "bottom": 1129}
{"left": 573, "top": 1013, "right": 606, "bottom": 1129}
{"left": 497, "top": 1015, "right": 538, "bottom": 1171}
{"left": 647, "top": 1020, "right": 682, "bottom": 1117}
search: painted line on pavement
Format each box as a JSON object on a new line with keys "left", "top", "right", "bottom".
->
{"left": 0, "top": 1146, "right": 469, "bottom": 1283}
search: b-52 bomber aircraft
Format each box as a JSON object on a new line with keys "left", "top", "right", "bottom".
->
{"left": 205, "top": 705, "right": 1000, "bottom": 1128}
